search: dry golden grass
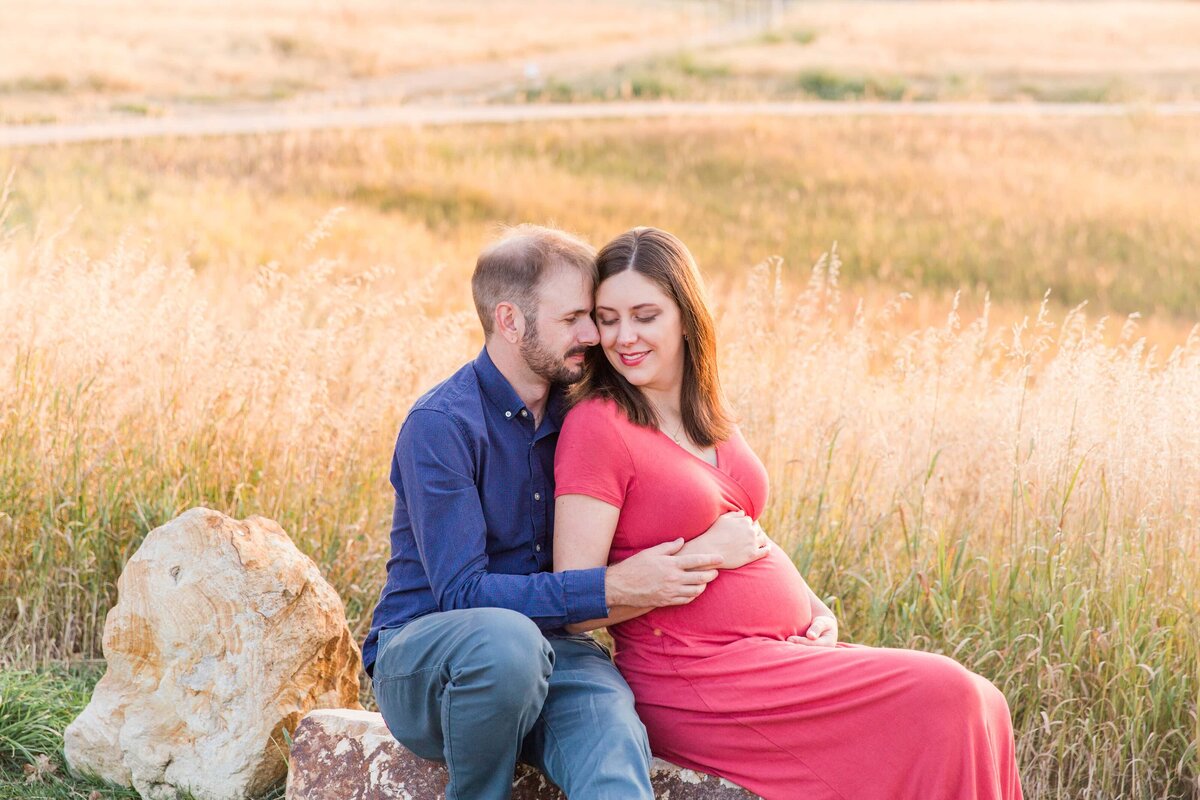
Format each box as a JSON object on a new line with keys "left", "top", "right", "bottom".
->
{"left": 9, "top": 0, "right": 1200, "bottom": 126}
{"left": 533, "top": 1, "right": 1200, "bottom": 103}
{"left": 1, "top": 222, "right": 1197, "bottom": 797}
{"left": 4, "top": 115, "right": 1199, "bottom": 327}
{"left": 764, "top": 1, "right": 1200, "bottom": 89}
{"left": 1, "top": 116, "right": 1198, "bottom": 796}
{"left": 0, "top": 0, "right": 704, "bottom": 123}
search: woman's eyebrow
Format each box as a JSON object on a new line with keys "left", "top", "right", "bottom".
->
{"left": 594, "top": 303, "right": 661, "bottom": 313}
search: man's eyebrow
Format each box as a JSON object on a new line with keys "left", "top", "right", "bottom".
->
{"left": 561, "top": 308, "right": 590, "bottom": 317}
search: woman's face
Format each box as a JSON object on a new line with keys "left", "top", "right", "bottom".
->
{"left": 594, "top": 269, "right": 686, "bottom": 394}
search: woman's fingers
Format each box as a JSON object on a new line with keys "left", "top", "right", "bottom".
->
{"left": 787, "top": 617, "right": 838, "bottom": 647}
{"left": 789, "top": 635, "right": 826, "bottom": 646}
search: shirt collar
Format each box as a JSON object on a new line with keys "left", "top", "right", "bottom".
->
{"left": 472, "top": 346, "right": 566, "bottom": 435}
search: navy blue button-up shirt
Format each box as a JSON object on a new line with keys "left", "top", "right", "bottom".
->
{"left": 362, "top": 347, "right": 610, "bottom": 677}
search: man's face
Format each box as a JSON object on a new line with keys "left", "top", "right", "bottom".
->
{"left": 520, "top": 265, "right": 599, "bottom": 385}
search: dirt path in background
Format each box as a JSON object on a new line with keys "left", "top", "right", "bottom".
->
{"left": 0, "top": 14, "right": 776, "bottom": 147}
{"left": 3, "top": 7, "right": 1199, "bottom": 150}
{"left": 3, "top": 101, "right": 1200, "bottom": 147}
{"left": 276, "top": 18, "right": 773, "bottom": 109}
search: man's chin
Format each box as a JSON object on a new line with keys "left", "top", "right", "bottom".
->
{"left": 556, "top": 365, "right": 585, "bottom": 385}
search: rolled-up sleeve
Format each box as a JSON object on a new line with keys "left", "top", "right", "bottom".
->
{"left": 396, "top": 409, "right": 609, "bottom": 627}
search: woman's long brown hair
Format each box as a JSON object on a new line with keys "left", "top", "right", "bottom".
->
{"left": 570, "top": 227, "right": 734, "bottom": 446}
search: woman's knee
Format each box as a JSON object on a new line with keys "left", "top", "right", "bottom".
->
{"left": 915, "top": 653, "right": 995, "bottom": 720}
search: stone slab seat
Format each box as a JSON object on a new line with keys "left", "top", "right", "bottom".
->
{"left": 286, "top": 709, "right": 760, "bottom": 799}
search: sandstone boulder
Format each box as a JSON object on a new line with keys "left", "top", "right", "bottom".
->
{"left": 285, "top": 708, "right": 760, "bottom": 799}
{"left": 64, "top": 507, "right": 363, "bottom": 800}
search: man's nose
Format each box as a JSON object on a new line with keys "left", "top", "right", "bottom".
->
{"left": 578, "top": 316, "right": 600, "bottom": 346}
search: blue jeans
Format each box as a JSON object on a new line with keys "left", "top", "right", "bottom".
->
{"left": 371, "top": 607, "right": 654, "bottom": 800}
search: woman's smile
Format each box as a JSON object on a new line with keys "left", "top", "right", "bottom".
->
{"left": 618, "top": 350, "right": 650, "bottom": 367}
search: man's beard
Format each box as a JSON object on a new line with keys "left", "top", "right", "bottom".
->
{"left": 521, "top": 317, "right": 588, "bottom": 385}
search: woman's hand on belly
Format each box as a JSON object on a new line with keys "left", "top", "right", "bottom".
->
{"left": 787, "top": 614, "right": 838, "bottom": 647}
{"left": 682, "top": 510, "right": 771, "bottom": 570}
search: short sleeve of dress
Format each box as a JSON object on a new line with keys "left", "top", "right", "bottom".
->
{"left": 554, "top": 398, "right": 635, "bottom": 509}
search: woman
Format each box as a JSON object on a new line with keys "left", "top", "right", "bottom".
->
{"left": 553, "top": 227, "right": 1023, "bottom": 800}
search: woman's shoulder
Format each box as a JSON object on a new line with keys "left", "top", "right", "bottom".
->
{"left": 555, "top": 395, "right": 637, "bottom": 484}
{"left": 560, "top": 395, "right": 640, "bottom": 450}
{"left": 563, "top": 395, "right": 625, "bottom": 426}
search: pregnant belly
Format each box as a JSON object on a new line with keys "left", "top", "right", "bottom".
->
{"left": 615, "top": 545, "right": 815, "bottom": 652}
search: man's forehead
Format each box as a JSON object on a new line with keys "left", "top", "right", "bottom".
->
{"left": 537, "top": 264, "right": 594, "bottom": 309}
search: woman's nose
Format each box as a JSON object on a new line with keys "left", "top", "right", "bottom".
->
{"left": 616, "top": 321, "right": 637, "bottom": 346}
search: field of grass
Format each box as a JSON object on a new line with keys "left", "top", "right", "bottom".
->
{"left": 4, "top": 115, "right": 1199, "bottom": 326}
{"left": 0, "top": 0, "right": 706, "bottom": 125}
{"left": 514, "top": 1, "right": 1200, "bottom": 104}
{"left": 8, "top": 1, "right": 1200, "bottom": 129}
{"left": 2, "top": 116, "right": 1198, "bottom": 797}
{"left": 0, "top": 665, "right": 144, "bottom": 798}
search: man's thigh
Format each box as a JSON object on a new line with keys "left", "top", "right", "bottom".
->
{"left": 372, "top": 608, "right": 550, "bottom": 760}
{"left": 523, "top": 635, "right": 653, "bottom": 799}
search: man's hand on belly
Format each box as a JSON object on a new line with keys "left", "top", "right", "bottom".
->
{"left": 605, "top": 538, "right": 723, "bottom": 607}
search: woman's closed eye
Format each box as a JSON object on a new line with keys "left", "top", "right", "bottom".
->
{"left": 598, "top": 315, "right": 658, "bottom": 326}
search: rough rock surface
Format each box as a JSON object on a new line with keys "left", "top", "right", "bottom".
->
{"left": 64, "top": 507, "right": 363, "bottom": 800}
{"left": 286, "top": 708, "right": 760, "bottom": 799}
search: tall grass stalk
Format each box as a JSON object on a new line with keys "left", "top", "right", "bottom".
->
{"left": 0, "top": 225, "right": 1196, "bottom": 798}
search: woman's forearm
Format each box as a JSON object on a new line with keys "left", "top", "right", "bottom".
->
{"left": 565, "top": 605, "right": 653, "bottom": 634}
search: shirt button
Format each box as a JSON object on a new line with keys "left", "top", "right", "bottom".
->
{"left": 533, "top": 492, "right": 541, "bottom": 501}
{"left": 535, "top": 544, "right": 543, "bottom": 552}
{"left": 520, "top": 409, "right": 528, "bottom": 418}
{"left": 504, "top": 411, "right": 512, "bottom": 418}
{"left": 653, "top": 628, "right": 663, "bottom": 637}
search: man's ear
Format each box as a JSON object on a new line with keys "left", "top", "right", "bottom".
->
{"left": 494, "top": 301, "right": 526, "bottom": 344}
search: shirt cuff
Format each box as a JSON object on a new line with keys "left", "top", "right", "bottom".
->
{"left": 563, "top": 566, "right": 609, "bottom": 622}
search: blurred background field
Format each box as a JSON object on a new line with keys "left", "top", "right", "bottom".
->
{"left": 1, "top": 1, "right": 1198, "bottom": 798}
{"left": 511, "top": 1, "right": 1200, "bottom": 103}
{"left": 4, "top": 0, "right": 1200, "bottom": 124}
{"left": 0, "top": 0, "right": 705, "bottom": 124}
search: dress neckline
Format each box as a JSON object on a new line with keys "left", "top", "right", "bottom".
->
{"left": 654, "top": 426, "right": 722, "bottom": 471}
{"left": 646, "top": 421, "right": 759, "bottom": 518}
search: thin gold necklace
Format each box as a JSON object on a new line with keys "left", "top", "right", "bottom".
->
{"left": 663, "top": 417, "right": 685, "bottom": 444}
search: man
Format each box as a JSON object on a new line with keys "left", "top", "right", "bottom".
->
{"left": 362, "top": 225, "right": 737, "bottom": 800}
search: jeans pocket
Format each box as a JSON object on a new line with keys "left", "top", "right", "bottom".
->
{"left": 373, "top": 665, "right": 445, "bottom": 761}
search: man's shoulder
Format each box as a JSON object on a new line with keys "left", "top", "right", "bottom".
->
{"left": 403, "top": 361, "right": 482, "bottom": 431}
{"left": 405, "top": 362, "right": 475, "bottom": 419}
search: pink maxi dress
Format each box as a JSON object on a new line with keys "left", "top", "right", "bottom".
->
{"left": 555, "top": 398, "right": 1023, "bottom": 800}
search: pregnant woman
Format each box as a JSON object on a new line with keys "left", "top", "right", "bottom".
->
{"left": 553, "top": 227, "right": 1023, "bottom": 800}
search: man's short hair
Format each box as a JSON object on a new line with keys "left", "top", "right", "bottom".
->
{"left": 472, "top": 224, "right": 597, "bottom": 336}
